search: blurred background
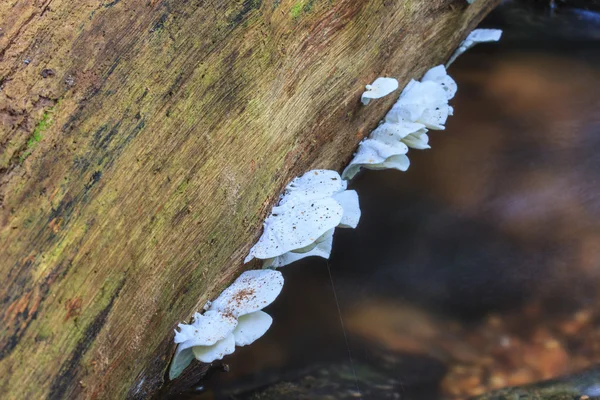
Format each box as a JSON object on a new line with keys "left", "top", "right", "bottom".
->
{"left": 180, "top": 1, "right": 600, "bottom": 398}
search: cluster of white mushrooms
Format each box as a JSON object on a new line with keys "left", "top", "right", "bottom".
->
{"left": 170, "top": 270, "right": 283, "bottom": 379}
{"left": 343, "top": 64, "right": 456, "bottom": 179}
{"left": 169, "top": 29, "right": 502, "bottom": 380}
{"left": 244, "top": 169, "right": 360, "bottom": 268}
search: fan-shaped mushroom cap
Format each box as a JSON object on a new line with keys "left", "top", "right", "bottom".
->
{"left": 245, "top": 198, "right": 343, "bottom": 262}
{"left": 170, "top": 311, "right": 237, "bottom": 380}
{"left": 372, "top": 121, "right": 428, "bottom": 144}
{"left": 209, "top": 269, "right": 284, "bottom": 318}
{"left": 278, "top": 170, "right": 346, "bottom": 207}
{"left": 232, "top": 310, "right": 273, "bottom": 346}
{"left": 402, "top": 131, "right": 430, "bottom": 150}
{"left": 361, "top": 77, "right": 399, "bottom": 105}
{"left": 192, "top": 333, "right": 236, "bottom": 363}
{"left": 447, "top": 28, "right": 502, "bottom": 66}
{"left": 332, "top": 190, "right": 361, "bottom": 229}
{"left": 173, "top": 310, "right": 236, "bottom": 348}
{"left": 245, "top": 170, "right": 352, "bottom": 263}
{"left": 421, "top": 65, "right": 457, "bottom": 100}
{"left": 263, "top": 229, "right": 334, "bottom": 268}
{"left": 389, "top": 80, "right": 451, "bottom": 130}
{"left": 342, "top": 139, "right": 410, "bottom": 180}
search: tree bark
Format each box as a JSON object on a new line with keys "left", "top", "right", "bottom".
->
{"left": 0, "top": 0, "right": 498, "bottom": 398}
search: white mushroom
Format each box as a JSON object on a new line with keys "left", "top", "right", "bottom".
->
{"left": 331, "top": 190, "right": 361, "bottom": 228}
{"left": 192, "top": 332, "right": 236, "bottom": 363}
{"left": 361, "top": 77, "right": 399, "bottom": 105}
{"left": 447, "top": 28, "right": 502, "bottom": 66}
{"left": 401, "top": 130, "right": 430, "bottom": 150}
{"left": 208, "top": 269, "right": 284, "bottom": 317}
{"left": 170, "top": 310, "right": 237, "bottom": 380}
{"left": 421, "top": 65, "right": 457, "bottom": 100}
{"left": 388, "top": 79, "right": 452, "bottom": 130}
{"left": 232, "top": 311, "right": 273, "bottom": 346}
{"left": 245, "top": 197, "right": 343, "bottom": 262}
{"left": 263, "top": 229, "right": 334, "bottom": 268}
{"left": 169, "top": 270, "right": 284, "bottom": 380}
{"left": 342, "top": 138, "right": 410, "bottom": 180}
{"left": 371, "top": 120, "right": 428, "bottom": 145}
{"left": 278, "top": 169, "right": 346, "bottom": 206}
{"left": 344, "top": 65, "right": 457, "bottom": 179}
{"left": 245, "top": 170, "right": 361, "bottom": 267}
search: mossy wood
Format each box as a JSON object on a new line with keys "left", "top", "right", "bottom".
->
{"left": 0, "top": 0, "right": 498, "bottom": 398}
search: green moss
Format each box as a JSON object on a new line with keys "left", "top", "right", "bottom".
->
{"left": 176, "top": 179, "right": 189, "bottom": 195}
{"left": 290, "top": 0, "right": 318, "bottom": 19}
{"left": 20, "top": 110, "right": 53, "bottom": 162}
{"left": 290, "top": 2, "right": 303, "bottom": 18}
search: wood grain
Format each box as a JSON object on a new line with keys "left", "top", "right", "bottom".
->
{"left": 0, "top": 0, "right": 499, "bottom": 398}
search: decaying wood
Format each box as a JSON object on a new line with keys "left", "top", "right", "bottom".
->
{"left": 0, "top": 0, "right": 499, "bottom": 398}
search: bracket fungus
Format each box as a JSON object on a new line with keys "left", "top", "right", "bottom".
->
{"left": 343, "top": 65, "right": 456, "bottom": 180}
{"left": 361, "top": 77, "right": 399, "bottom": 105}
{"left": 169, "top": 269, "right": 284, "bottom": 380}
{"left": 245, "top": 170, "right": 361, "bottom": 268}
{"left": 447, "top": 28, "right": 503, "bottom": 66}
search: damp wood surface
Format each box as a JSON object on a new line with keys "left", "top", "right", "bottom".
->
{"left": 0, "top": 0, "right": 499, "bottom": 398}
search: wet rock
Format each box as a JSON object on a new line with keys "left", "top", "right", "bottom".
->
{"left": 475, "top": 366, "right": 600, "bottom": 400}
{"left": 219, "top": 350, "right": 446, "bottom": 400}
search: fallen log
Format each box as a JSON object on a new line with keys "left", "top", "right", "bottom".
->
{"left": 0, "top": 0, "right": 499, "bottom": 398}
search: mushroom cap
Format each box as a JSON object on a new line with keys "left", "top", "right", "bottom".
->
{"left": 173, "top": 310, "right": 237, "bottom": 348}
{"left": 169, "top": 347, "right": 195, "bottom": 380}
{"left": 232, "top": 310, "right": 273, "bottom": 346}
{"left": 279, "top": 170, "right": 346, "bottom": 207}
{"left": 421, "top": 65, "right": 457, "bottom": 100}
{"left": 290, "top": 227, "right": 334, "bottom": 254}
{"left": 361, "top": 77, "right": 399, "bottom": 105}
{"left": 351, "top": 138, "right": 409, "bottom": 164}
{"left": 263, "top": 229, "right": 334, "bottom": 268}
{"left": 246, "top": 197, "right": 343, "bottom": 261}
{"left": 448, "top": 29, "right": 502, "bottom": 66}
{"left": 209, "top": 269, "right": 284, "bottom": 318}
{"left": 245, "top": 170, "right": 358, "bottom": 263}
{"left": 374, "top": 154, "right": 411, "bottom": 172}
{"left": 390, "top": 80, "right": 451, "bottom": 130}
{"left": 402, "top": 131, "right": 430, "bottom": 150}
{"left": 342, "top": 139, "right": 410, "bottom": 180}
{"left": 245, "top": 170, "right": 349, "bottom": 263}
{"left": 372, "top": 121, "right": 427, "bottom": 143}
{"left": 169, "top": 311, "right": 237, "bottom": 380}
{"left": 192, "top": 332, "right": 236, "bottom": 363}
{"left": 332, "top": 190, "right": 361, "bottom": 229}
{"left": 466, "top": 28, "right": 502, "bottom": 45}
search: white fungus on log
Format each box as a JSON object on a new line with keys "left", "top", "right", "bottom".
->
{"left": 169, "top": 269, "right": 284, "bottom": 380}
{"left": 388, "top": 79, "right": 453, "bottom": 130}
{"left": 168, "top": 26, "right": 504, "bottom": 383}
{"left": 245, "top": 170, "right": 361, "bottom": 268}
{"left": 343, "top": 65, "right": 455, "bottom": 180}
{"left": 422, "top": 65, "right": 458, "bottom": 100}
{"left": 361, "top": 77, "right": 399, "bottom": 105}
{"left": 447, "top": 28, "right": 503, "bottom": 66}
{"left": 262, "top": 229, "right": 333, "bottom": 268}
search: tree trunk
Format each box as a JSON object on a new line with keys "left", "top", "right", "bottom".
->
{"left": 0, "top": 0, "right": 498, "bottom": 398}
